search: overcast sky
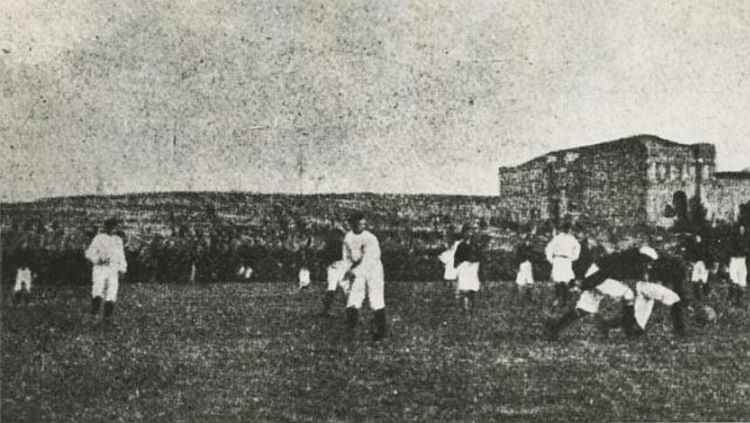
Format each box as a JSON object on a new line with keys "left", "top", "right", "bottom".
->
{"left": 1, "top": 0, "right": 749, "bottom": 201}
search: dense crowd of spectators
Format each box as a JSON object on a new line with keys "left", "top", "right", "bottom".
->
{"left": 1, "top": 197, "right": 747, "bottom": 287}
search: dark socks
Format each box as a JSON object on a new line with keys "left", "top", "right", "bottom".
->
{"left": 555, "top": 283, "right": 569, "bottom": 305}
{"left": 621, "top": 304, "right": 640, "bottom": 338}
{"left": 372, "top": 309, "right": 387, "bottom": 341}
{"left": 670, "top": 304, "right": 686, "bottom": 336}
{"left": 345, "top": 307, "right": 359, "bottom": 338}
{"left": 103, "top": 301, "right": 115, "bottom": 322}
{"left": 91, "top": 296, "right": 103, "bottom": 315}
{"left": 322, "top": 291, "right": 335, "bottom": 315}
{"left": 736, "top": 287, "right": 745, "bottom": 307}
{"left": 692, "top": 284, "right": 703, "bottom": 302}
{"left": 461, "top": 291, "right": 477, "bottom": 313}
{"left": 524, "top": 288, "right": 533, "bottom": 303}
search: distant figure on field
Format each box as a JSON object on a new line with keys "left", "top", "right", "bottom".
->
{"left": 438, "top": 234, "right": 460, "bottom": 290}
{"left": 685, "top": 233, "right": 712, "bottom": 301}
{"left": 545, "top": 222, "right": 581, "bottom": 306}
{"left": 12, "top": 242, "right": 34, "bottom": 305}
{"left": 321, "top": 224, "right": 348, "bottom": 317}
{"left": 514, "top": 233, "right": 535, "bottom": 302}
{"left": 85, "top": 217, "right": 127, "bottom": 325}
{"left": 454, "top": 222, "right": 481, "bottom": 313}
{"left": 726, "top": 224, "right": 748, "bottom": 307}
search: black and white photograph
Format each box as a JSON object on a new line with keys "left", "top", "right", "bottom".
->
{"left": 2, "top": 1, "right": 750, "bottom": 421}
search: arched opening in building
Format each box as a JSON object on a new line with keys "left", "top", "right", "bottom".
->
{"left": 673, "top": 190, "right": 688, "bottom": 224}
{"left": 739, "top": 201, "right": 750, "bottom": 228}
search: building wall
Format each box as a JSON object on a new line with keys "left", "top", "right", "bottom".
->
{"left": 705, "top": 175, "right": 750, "bottom": 222}
{"left": 564, "top": 141, "right": 649, "bottom": 226}
{"left": 498, "top": 161, "right": 547, "bottom": 222}
{"left": 496, "top": 136, "right": 736, "bottom": 227}
{"left": 498, "top": 138, "right": 650, "bottom": 225}
{"left": 643, "top": 142, "right": 715, "bottom": 223}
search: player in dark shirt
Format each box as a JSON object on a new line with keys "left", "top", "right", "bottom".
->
{"left": 726, "top": 224, "right": 748, "bottom": 306}
{"left": 544, "top": 246, "right": 658, "bottom": 340}
{"left": 454, "top": 223, "right": 481, "bottom": 313}
{"left": 513, "top": 235, "right": 535, "bottom": 302}
{"left": 595, "top": 249, "right": 687, "bottom": 339}
{"left": 320, "top": 225, "right": 346, "bottom": 316}
{"left": 642, "top": 252, "right": 687, "bottom": 335}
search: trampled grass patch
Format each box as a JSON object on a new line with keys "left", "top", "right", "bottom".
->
{"left": 2, "top": 281, "right": 749, "bottom": 421}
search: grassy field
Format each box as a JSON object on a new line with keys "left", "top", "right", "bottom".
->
{"left": 2, "top": 281, "right": 750, "bottom": 422}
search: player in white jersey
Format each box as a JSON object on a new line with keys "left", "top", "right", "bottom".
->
{"left": 342, "top": 212, "right": 387, "bottom": 341}
{"left": 545, "top": 222, "right": 580, "bottom": 306}
{"left": 13, "top": 266, "right": 34, "bottom": 305}
{"left": 12, "top": 243, "right": 34, "bottom": 306}
{"left": 84, "top": 218, "right": 127, "bottom": 324}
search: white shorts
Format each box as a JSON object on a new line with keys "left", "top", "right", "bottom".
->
{"left": 438, "top": 249, "right": 458, "bottom": 280}
{"left": 551, "top": 258, "right": 575, "bottom": 283}
{"left": 298, "top": 268, "right": 311, "bottom": 288}
{"left": 238, "top": 266, "right": 254, "bottom": 280}
{"left": 691, "top": 261, "right": 708, "bottom": 283}
{"left": 326, "top": 260, "right": 350, "bottom": 293}
{"left": 456, "top": 262, "right": 481, "bottom": 292}
{"left": 92, "top": 265, "right": 120, "bottom": 302}
{"left": 516, "top": 260, "right": 534, "bottom": 287}
{"left": 346, "top": 262, "right": 385, "bottom": 310}
{"left": 14, "top": 268, "right": 32, "bottom": 292}
{"left": 575, "top": 279, "right": 634, "bottom": 314}
{"left": 443, "top": 266, "right": 458, "bottom": 281}
{"left": 729, "top": 257, "right": 747, "bottom": 288}
{"left": 634, "top": 282, "right": 680, "bottom": 329}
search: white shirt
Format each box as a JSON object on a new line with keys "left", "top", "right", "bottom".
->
{"left": 545, "top": 233, "right": 581, "bottom": 263}
{"left": 85, "top": 233, "right": 128, "bottom": 273}
{"left": 342, "top": 230, "right": 381, "bottom": 267}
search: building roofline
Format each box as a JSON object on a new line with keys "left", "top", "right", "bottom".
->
{"left": 715, "top": 171, "right": 750, "bottom": 180}
{"left": 504, "top": 134, "right": 706, "bottom": 169}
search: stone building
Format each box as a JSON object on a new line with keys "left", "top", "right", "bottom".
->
{"left": 498, "top": 134, "right": 750, "bottom": 226}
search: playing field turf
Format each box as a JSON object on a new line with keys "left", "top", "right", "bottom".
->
{"left": 2, "top": 281, "right": 749, "bottom": 422}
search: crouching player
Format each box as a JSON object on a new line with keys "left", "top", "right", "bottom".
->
{"left": 600, "top": 251, "right": 687, "bottom": 338}
{"left": 544, "top": 246, "right": 660, "bottom": 340}
{"left": 85, "top": 218, "right": 127, "bottom": 324}
{"left": 343, "top": 213, "right": 387, "bottom": 342}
